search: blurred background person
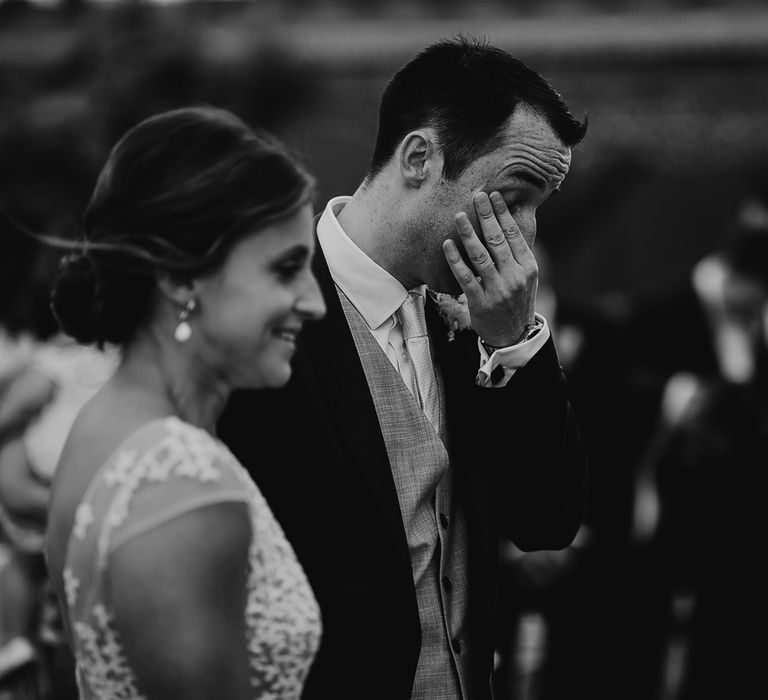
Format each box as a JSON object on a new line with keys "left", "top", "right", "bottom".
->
{"left": 0, "top": 224, "right": 53, "bottom": 446}
{"left": 498, "top": 193, "right": 768, "bottom": 700}
{"left": 494, "top": 238, "right": 670, "bottom": 700}
{"left": 637, "top": 201, "right": 768, "bottom": 700}
{"left": 0, "top": 238, "right": 116, "bottom": 699}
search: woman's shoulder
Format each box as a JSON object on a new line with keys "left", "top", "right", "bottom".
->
{"left": 54, "top": 417, "right": 255, "bottom": 649}
{"left": 81, "top": 416, "right": 247, "bottom": 498}
{"left": 47, "top": 415, "right": 251, "bottom": 577}
{"left": 53, "top": 418, "right": 251, "bottom": 581}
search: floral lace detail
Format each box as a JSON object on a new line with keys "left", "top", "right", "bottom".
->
{"left": 74, "top": 605, "right": 144, "bottom": 700}
{"left": 95, "top": 419, "right": 224, "bottom": 572}
{"left": 63, "top": 567, "right": 79, "bottom": 607}
{"left": 73, "top": 502, "right": 94, "bottom": 540}
{"left": 243, "top": 486, "right": 322, "bottom": 696}
{"left": 62, "top": 417, "right": 321, "bottom": 700}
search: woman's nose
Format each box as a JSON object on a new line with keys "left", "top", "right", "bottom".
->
{"left": 297, "top": 273, "right": 326, "bottom": 320}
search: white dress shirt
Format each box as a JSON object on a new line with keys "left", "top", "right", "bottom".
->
{"left": 316, "top": 196, "right": 550, "bottom": 390}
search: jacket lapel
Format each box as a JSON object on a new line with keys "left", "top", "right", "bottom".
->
{"left": 300, "top": 242, "right": 412, "bottom": 571}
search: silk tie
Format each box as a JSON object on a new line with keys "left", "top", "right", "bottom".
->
{"left": 397, "top": 291, "right": 440, "bottom": 433}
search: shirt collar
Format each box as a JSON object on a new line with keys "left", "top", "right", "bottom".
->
{"left": 317, "top": 196, "right": 413, "bottom": 330}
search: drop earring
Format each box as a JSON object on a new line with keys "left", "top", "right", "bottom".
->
{"left": 174, "top": 298, "right": 197, "bottom": 343}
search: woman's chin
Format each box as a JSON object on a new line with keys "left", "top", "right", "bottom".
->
{"left": 238, "top": 366, "right": 292, "bottom": 391}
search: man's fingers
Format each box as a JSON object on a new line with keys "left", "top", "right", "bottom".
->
{"left": 442, "top": 239, "right": 482, "bottom": 299}
{"left": 473, "top": 192, "right": 513, "bottom": 267}
{"left": 488, "top": 191, "right": 535, "bottom": 266}
{"left": 455, "top": 212, "right": 497, "bottom": 280}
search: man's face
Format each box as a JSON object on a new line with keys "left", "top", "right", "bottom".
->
{"left": 418, "top": 103, "right": 572, "bottom": 293}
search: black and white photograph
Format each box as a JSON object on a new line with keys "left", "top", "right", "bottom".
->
{"left": 0, "top": 1, "right": 766, "bottom": 699}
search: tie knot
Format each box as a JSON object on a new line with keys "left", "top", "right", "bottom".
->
{"left": 397, "top": 291, "right": 428, "bottom": 341}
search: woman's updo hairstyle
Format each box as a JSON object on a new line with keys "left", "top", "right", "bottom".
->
{"left": 52, "top": 106, "right": 315, "bottom": 348}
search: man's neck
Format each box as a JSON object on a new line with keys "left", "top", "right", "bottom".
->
{"left": 336, "top": 184, "right": 417, "bottom": 290}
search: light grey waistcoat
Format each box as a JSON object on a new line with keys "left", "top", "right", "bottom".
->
{"left": 338, "top": 288, "right": 472, "bottom": 700}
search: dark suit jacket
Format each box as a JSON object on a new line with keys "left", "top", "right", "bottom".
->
{"left": 217, "top": 242, "right": 587, "bottom": 700}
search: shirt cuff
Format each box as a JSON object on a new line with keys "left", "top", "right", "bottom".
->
{"left": 475, "top": 313, "right": 550, "bottom": 388}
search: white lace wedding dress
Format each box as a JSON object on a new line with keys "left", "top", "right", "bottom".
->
{"left": 58, "top": 416, "right": 321, "bottom": 699}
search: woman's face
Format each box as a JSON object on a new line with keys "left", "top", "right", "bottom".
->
{"left": 194, "top": 203, "right": 326, "bottom": 389}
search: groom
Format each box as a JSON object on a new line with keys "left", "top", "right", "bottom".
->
{"left": 219, "top": 36, "right": 588, "bottom": 699}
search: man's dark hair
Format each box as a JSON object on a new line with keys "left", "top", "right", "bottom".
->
{"left": 367, "top": 35, "right": 588, "bottom": 181}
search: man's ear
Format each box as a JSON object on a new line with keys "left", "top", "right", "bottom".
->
{"left": 156, "top": 272, "right": 198, "bottom": 308}
{"left": 398, "top": 130, "right": 439, "bottom": 188}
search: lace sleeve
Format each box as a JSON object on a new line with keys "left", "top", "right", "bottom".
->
{"left": 61, "top": 418, "right": 256, "bottom": 700}
{"left": 65, "top": 417, "right": 254, "bottom": 590}
{"left": 110, "top": 489, "right": 250, "bottom": 554}
{"left": 95, "top": 418, "right": 252, "bottom": 564}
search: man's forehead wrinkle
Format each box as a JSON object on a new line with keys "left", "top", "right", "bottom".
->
{"left": 505, "top": 140, "right": 570, "bottom": 170}
{"left": 500, "top": 123, "right": 570, "bottom": 163}
{"left": 501, "top": 145, "right": 570, "bottom": 187}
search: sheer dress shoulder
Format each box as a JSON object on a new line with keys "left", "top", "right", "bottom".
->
{"left": 60, "top": 416, "right": 321, "bottom": 700}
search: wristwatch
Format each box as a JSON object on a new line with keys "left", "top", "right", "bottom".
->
{"left": 481, "top": 319, "right": 543, "bottom": 353}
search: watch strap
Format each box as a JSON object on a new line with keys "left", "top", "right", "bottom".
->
{"left": 481, "top": 319, "right": 543, "bottom": 353}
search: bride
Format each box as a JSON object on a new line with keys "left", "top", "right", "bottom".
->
{"left": 44, "top": 106, "right": 325, "bottom": 699}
